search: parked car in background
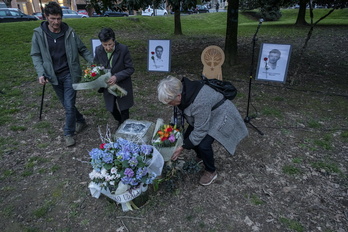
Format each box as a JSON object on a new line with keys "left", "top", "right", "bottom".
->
{"left": 142, "top": 6, "right": 168, "bottom": 16}
{"left": 32, "top": 12, "right": 43, "bottom": 20}
{"left": 195, "top": 5, "right": 209, "bottom": 13}
{"left": 62, "top": 9, "right": 88, "bottom": 18}
{"left": 103, "top": 10, "right": 128, "bottom": 17}
{"left": 91, "top": 12, "right": 103, "bottom": 17}
{"left": 0, "top": 8, "right": 38, "bottom": 23}
{"left": 77, "top": 9, "right": 88, "bottom": 15}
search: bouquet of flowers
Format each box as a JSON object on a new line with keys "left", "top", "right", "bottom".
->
{"left": 152, "top": 118, "right": 183, "bottom": 161}
{"left": 82, "top": 64, "right": 106, "bottom": 82}
{"left": 89, "top": 137, "right": 157, "bottom": 190}
{"left": 88, "top": 137, "right": 163, "bottom": 211}
{"left": 152, "top": 124, "right": 181, "bottom": 148}
{"left": 73, "top": 65, "right": 127, "bottom": 97}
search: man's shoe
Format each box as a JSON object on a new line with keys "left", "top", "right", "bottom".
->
{"left": 65, "top": 135, "right": 75, "bottom": 147}
{"left": 76, "top": 122, "right": 88, "bottom": 134}
{"left": 199, "top": 171, "right": 217, "bottom": 186}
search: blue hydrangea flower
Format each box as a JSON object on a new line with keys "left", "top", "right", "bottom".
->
{"left": 101, "top": 150, "right": 113, "bottom": 164}
{"left": 128, "top": 157, "right": 138, "bottom": 167}
{"left": 141, "top": 144, "right": 153, "bottom": 156}
{"left": 89, "top": 148, "right": 103, "bottom": 160}
{"left": 136, "top": 167, "right": 148, "bottom": 179}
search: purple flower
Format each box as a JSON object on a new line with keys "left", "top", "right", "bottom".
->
{"left": 136, "top": 167, "right": 148, "bottom": 179}
{"left": 124, "top": 168, "right": 134, "bottom": 177}
{"left": 168, "top": 134, "right": 176, "bottom": 143}
{"left": 141, "top": 144, "right": 153, "bottom": 155}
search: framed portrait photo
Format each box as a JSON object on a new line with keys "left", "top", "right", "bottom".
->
{"left": 256, "top": 43, "right": 292, "bottom": 83}
{"left": 91, "top": 39, "right": 101, "bottom": 58}
{"left": 148, "top": 40, "right": 171, "bottom": 72}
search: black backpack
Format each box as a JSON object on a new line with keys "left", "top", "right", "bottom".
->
{"left": 200, "top": 75, "right": 237, "bottom": 100}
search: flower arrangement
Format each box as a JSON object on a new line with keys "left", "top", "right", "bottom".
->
{"left": 152, "top": 124, "right": 181, "bottom": 148}
{"left": 89, "top": 137, "right": 157, "bottom": 192}
{"left": 83, "top": 64, "right": 106, "bottom": 82}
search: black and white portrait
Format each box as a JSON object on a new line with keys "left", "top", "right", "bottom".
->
{"left": 256, "top": 43, "right": 292, "bottom": 83}
{"left": 148, "top": 40, "right": 171, "bottom": 72}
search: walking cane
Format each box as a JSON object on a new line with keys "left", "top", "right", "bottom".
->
{"left": 39, "top": 77, "right": 46, "bottom": 120}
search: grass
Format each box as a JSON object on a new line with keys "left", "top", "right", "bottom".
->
{"left": 311, "top": 160, "right": 342, "bottom": 174}
{"left": 279, "top": 217, "right": 304, "bottom": 232}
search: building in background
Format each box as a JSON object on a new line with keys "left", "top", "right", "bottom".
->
{"left": 7, "top": 0, "right": 87, "bottom": 15}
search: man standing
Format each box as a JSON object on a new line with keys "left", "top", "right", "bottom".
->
{"left": 31, "top": 1, "right": 93, "bottom": 147}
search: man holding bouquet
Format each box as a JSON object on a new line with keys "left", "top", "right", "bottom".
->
{"left": 31, "top": 1, "right": 93, "bottom": 147}
{"left": 93, "top": 28, "right": 135, "bottom": 126}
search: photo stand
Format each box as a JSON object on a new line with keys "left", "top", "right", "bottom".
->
{"left": 147, "top": 40, "right": 171, "bottom": 72}
{"left": 244, "top": 19, "right": 264, "bottom": 136}
{"left": 255, "top": 43, "right": 292, "bottom": 83}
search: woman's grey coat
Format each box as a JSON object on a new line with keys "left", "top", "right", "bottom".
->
{"left": 93, "top": 42, "right": 134, "bottom": 112}
{"left": 184, "top": 85, "right": 248, "bottom": 155}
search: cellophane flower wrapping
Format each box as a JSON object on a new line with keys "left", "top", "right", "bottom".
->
{"left": 152, "top": 118, "right": 183, "bottom": 161}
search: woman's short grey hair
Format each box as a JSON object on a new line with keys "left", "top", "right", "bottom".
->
{"left": 157, "top": 76, "right": 183, "bottom": 104}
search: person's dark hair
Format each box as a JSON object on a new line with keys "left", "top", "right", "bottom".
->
{"left": 98, "top": 28, "right": 116, "bottom": 42}
{"left": 155, "top": 45, "right": 163, "bottom": 51}
{"left": 44, "top": 1, "right": 62, "bottom": 17}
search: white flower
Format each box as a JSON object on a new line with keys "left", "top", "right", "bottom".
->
{"left": 89, "top": 170, "right": 102, "bottom": 180}
{"left": 111, "top": 167, "right": 118, "bottom": 174}
{"left": 101, "top": 168, "right": 107, "bottom": 176}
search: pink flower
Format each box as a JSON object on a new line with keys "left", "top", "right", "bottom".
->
{"left": 168, "top": 134, "right": 176, "bottom": 143}
{"left": 264, "top": 57, "right": 268, "bottom": 61}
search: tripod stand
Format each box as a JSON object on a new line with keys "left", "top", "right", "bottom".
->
{"left": 244, "top": 19, "right": 264, "bottom": 135}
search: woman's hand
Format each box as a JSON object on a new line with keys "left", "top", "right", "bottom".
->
{"left": 107, "top": 75, "right": 117, "bottom": 85}
{"left": 171, "top": 146, "right": 184, "bottom": 161}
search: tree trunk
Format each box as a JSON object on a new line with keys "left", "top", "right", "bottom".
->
{"left": 224, "top": 0, "right": 239, "bottom": 66}
{"left": 174, "top": 10, "right": 182, "bottom": 35}
{"left": 295, "top": 0, "right": 308, "bottom": 25}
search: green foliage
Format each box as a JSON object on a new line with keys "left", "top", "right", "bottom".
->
{"left": 33, "top": 200, "right": 54, "bottom": 218}
{"left": 311, "top": 161, "right": 342, "bottom": 174}
{"left": 313, "top": 134, "right": 332, "bottom": 150}
{"left": 153, "top": 159, "right": 201, "bottom": 192}
{"left": 341, "top": 130, "right": 348, "bottom": 138}
{"left": 279, "top": 217, "right": 304, "bottom": 232}
{"left": 282, "top": 165, "right": 302, "bottom": 175}
{"left": 248, "top": 194, "right": 265, "bottom": 205}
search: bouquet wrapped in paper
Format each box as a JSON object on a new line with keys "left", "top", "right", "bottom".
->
{"left": 152, "top": 118, "right": 183, "bottom": 162}
{"left": 73, "top": 65, "right": 127, "bottom": 97}
{"left": 88, "top": 137, "right": 164, "bottom": 211}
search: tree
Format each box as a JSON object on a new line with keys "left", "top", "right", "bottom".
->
{"left": 167, "top": 0, "right": 197, "bottom": 35}
{"left": 295, "top": 0, "right": 308, "bottom": 25}
{"left": 3, "top": 0, "right": 12, "bottom": 8}
{"left": 224, "top": 0, "right": 239, "bottom": 66}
